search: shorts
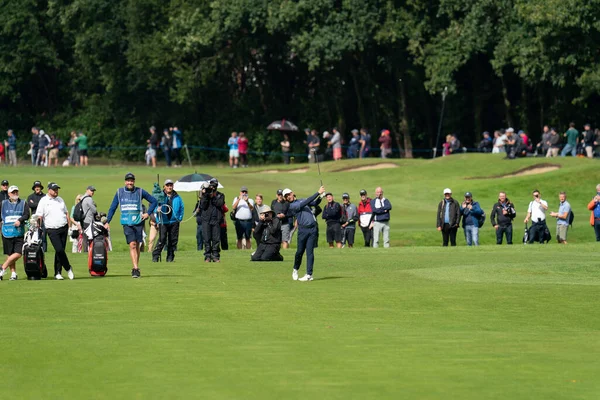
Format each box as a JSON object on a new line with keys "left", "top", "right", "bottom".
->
{"left": 3, "top": 236, "right": 24, "bottom": 255}
{"left": 281, "top": 223, "right": 291, "bottom": 242}
{"left": 326, "top": 222, "right": 342, "bottom": 243}
{"left": 49, "top": 148, "right": 59, "bottom": 159}
{"left": 229, "top": 149, "right": 239, "bottom": 158}
{"left": 79, "top": 149, "right": 88, "bottom": 157}
{"left": 123, "top": 224, "right": 144, "bottom": 244}
{"left": 235, "top": 219, "right": 253, "bottom": 240}
{"left": 556, "top": 224, "right": 568, "bottom": 242}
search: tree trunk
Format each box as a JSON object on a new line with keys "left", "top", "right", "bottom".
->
{"left": 350, "top": 63, "right": 367, "bottom": 128}
{"left": 397, "top": 76, "right": 413, "bottom": 158}
{"left": 500, "top": 75, "right": 513, "bottom": 127}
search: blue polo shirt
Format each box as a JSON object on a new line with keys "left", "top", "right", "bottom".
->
{"left": 557, "top": 201, "right": 571, "bottom": 226}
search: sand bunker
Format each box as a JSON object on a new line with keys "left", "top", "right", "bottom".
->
{"left": 342, "top": 163, "right": 398, "bottom": 172}
{"left": 472, "top": 163, "right": 561, "bottom": 179}
{"left": 262, "top": 168, "right": 309, "bottom": 174}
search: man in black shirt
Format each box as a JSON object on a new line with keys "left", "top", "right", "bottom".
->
{"left": 271, "top": 189, "right": 291, "bottom": 249}
{"left": 251, "top": 206, "right": 283, "bottom": 262}
{"left": 200, "top": 179, "right": 225, "bottom": 262}
{"left": 322, "top": 192, "right": 342, "bottom": 248}
{"left": 0, "top": 180, "right": 8, "bottom": 202}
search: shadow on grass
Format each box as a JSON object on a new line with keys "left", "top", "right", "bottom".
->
{"left": 317, "top": 276, "right": 348, "bottom": 281}
{"left": 77, "top": 275, "right": 187, "bottom": 279}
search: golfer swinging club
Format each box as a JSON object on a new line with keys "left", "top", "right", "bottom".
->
{"left": 283, "top": 184, "right": 326, "bottom": 281}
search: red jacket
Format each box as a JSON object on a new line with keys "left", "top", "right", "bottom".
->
{"left": 358, "top": 198, "right": 373, "bottom": 214}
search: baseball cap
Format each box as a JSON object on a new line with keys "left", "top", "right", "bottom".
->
{"left": 443, "top": 188, "right": 452, "bottom": 194}
{"left": 8, "top": 185, "right": 18, "bottom": 193}
{"left": 48, "top": 182, "right": 60, "bottom": 190}
{"left": 1, "top": 180, "right": 8, "bottom": 185}
{"left": 359, "top": 189, "right": 367, "bottom": 196}
{"left": 32, "top": 181, "right": 43, "bottom": 190}
{"left": 39, "top": 129, "right": 45, "bottom": 135}
{"left": 240, "top": 186, "right": 248, "bottom": 192}
{"left": 124, "top": 172, "right": 135, "bottom": 181}
{"left": 325, "top": 192, "right": 332, "bottom": 197}
{"left": 464, "top": 192, "right": 473, "bottom": 198}
{"left": 506, "top": 127, "right": 514, "bottom": 133}
{"left": 277, "top": 189, "right": 283, "bottom": 195}
{"left": 342, "top": 193, "right": 349, "bottom": 199}
{"left": 164, "top": 179, "right": 174, "bottom": 185}
{"left": 518, "top": 130, "right": 525, "bottom": 135}
{"left": 86, "top": 185, "right": 97, "bottom": 192}
{"left": 259, "top": 205, "right": 273, "bottom": 214}
{"left": 282, "top": 188, "right": 293, "bottom": 197}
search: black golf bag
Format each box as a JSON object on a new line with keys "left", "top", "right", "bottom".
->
{"left": 23, "top": 226, "right": 48, "bottom": 280}
{"left": 86, "top": 221, "right": 109, "bottom": 276}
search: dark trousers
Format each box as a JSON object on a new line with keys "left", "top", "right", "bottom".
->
{"left": 163, "top": 148, "right": 172, "bottom": 166}
{"left": 172, "top": 148, "right": 182, "bottom": 165}
{"left": 203, "top": 223, "right": 221, "bottom": 260}
{"left": 528, "top": 221, "right": 546, "bottom": 243}
{"left": 220, "top": 226, "right": 228, "bottom": 250}
{"left": 251, "top": 244, "right": 283, "bottom": 261}
{"left": 153, "top": 222, "right": 180, "bottom": 261}
{"left": 441, "top": 223, "right": 458, "bottom": 246}
{"left": 496, "top": 224, "right": 513, "bottom": 244}
{"left": 47, "top": 225, "right": 72, "bottom": 276}
{"left": 196, "top": 223, "right": 203, "bottom": 250}
{"left": 294, "top": 227, "right": 317, "bottom": 276}
{"left": 240, "top": 152, "right": 248, "bottom": 166}
{"left": 82, "top": 222, "right": 89, "bottom": 252}
{"left": 360, "top": 225, "right": 373, "bottom": 247}
{"left": 594, "top": 220, "right": 600, "bottom": 241}
{"left": 41, "top": 222, "right": 48, "bottom": 252}
{"left": 283, "top": 152, "right": 290, "bottom": 165}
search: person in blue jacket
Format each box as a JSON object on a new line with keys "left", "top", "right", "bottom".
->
{"left": 460, "top": 192, "right": 483, "bottom": 246}
{"left": 370, "top": 187, "right": 392, "bottom": 248}
{"left": 152, "top": 179, "right": 184, "bottom": 262}
{"left": 106, "top": 172, "right": 158, "bottom": 278}
{"left": 0, "top": 186, "right": 30, "bottom": 280}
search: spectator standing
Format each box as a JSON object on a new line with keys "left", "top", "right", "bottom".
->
{"left": 5, "top": 130, "right": 17, "bottom": 166}
{"left": 147, "top": 126, "right": 159, "bottom": 168}
{"left": 358, "top": 189, "right": 373, "bottom": 247}
{"left": 228, "top": 132, "right": 239, "bottom": 168}
{"left": 546, "top": 128, "right": 560, "bottom": 157}
{"left": 0, "top": 186, "right": 30, "bottom": 281}
{"left": 76, "top": 131, "right": 89, "bottom": 166}
{"left": 536, "top": 125, "right": 551, "bottom": 156}
{"left": 271, "top": 189, "right": 291, "bottom": 249}
{"left": 37, "top": 130, "right": 51, "bottom": 166}
{"left": 330, "top": 128, "right": 343, "bottom": 161}
{"left": 238, "top": 132, "right": 249, "bottom": 168}
{"left": 280, "top": 134, "right": 291, "bottom": 164}
{"left": 436, "top": 188, "right": 461, "bottom": 247}
{"left": 251, "top": 206, "right": 283, "bottom": 262}
{"left": 370, "top": 187, "right": 392, "bottom": 248}
{"left": 378, "top": 129, "right": 392, "bottom": 158}
{"left": 359, "top": 128, "right": 371, "bottom": 158}
{"left": 582, "top": 123, "right": 595, "bottom": 158}
{"left": 80, "top": 186, "right": 97, "bottom": 252}
{"left": 152, "top": 179, "right": 184, "bottom": 262}
{"left": 348, "top": 129, "right": 360, "bottom": 159}
{"left": 0, "top": 180, "right": 9, "bottom": 202}
{"left": 193, "top": 194, "right": 203, "bottom": 251}
{"left": 106, "top": 173, "right": 158, "bottom": 277}
{"left": 232, "top": 186, "right": 254, "bottom": 249}
{"left": 524, "top": 189, "right": 549, "bottom": 244}
{"left": 587, "top": 184, "right": 600, "bottom": 241}
{"left": 341, "top": 193, "right": 358, "bottom": 248}
{"left": 27, "top": 181, "right": 47, "bottom": 251}
{"left": 460, "top": 192, "right": 483, "bottom": 246}
{"left": 171, "top": 127, "right": 183, "bottom": 167}
{"left": 490, "top": 191, "right": 516, "bottom": 245}
{"left": 322, "top": 192, "right": 342, "bottom": 248}
{"left": 47, "top": 134, "right": 60, "bottom": 167}
{"left": 30, "top": 127, "right": 39, "bottom": 166}
{"left": 550, "top": 192, "right": 571, "bottom": 244}
{"left": 161, "top": 129, "right": 172, "bottom": 167}
{"left": 67, "top": 131, "right": 79, "bottom": 166}
{"left": 308, "top": 130, "right": 321, "bottom": 162}
{"left": 561, "top": 122, "right": 579, "bottom": 157}
{"left": 34, "top": 182, "right": 75, "bottom": 280}
{"left": 200, "top": 179, "right": 225, "bottom": 262}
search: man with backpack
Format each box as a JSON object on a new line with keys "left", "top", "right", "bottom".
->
{"left": 550, "top": 192, "right": 571, "bottom": 244}
{"left": 460, "top": 192, "right": 483, "bottom": 246}
{"left": 491, "top": 192, "right": 516, "bottom": 244}
{"left": 74, "top": 186, "right": 97, "bottom": 252}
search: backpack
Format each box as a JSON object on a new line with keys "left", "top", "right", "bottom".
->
{"left": 73, "top": 195, "right": 90, "bottom": 223}
{"left": 478, "top": 210, "right": 486, "bottom": 228}
{"left": 568, "top": 210, "right": 574, "bottom": 227}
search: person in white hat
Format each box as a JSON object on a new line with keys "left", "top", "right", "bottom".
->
{"left": 436, "top": 188, "right": 461, "bottom": 246}
{"left": 0, "top": 186, "right": 30, "bottom": 281}
{"left": 251, "top": 206, "right": 283, "bottom": 262}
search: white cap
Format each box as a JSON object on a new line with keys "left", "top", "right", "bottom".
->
{"left": 506, "top": 127, "right": 514, "bottom": 133}
{"left": 164, "top": 179, "right": 174, "bottom": 185}
{"left": 8, "top": 185, "right": 18, "bottom": 193}
{"left": 39, "top": 129, "right": 45, "bottom": 135}
{"left": 323, "top": 131, "right": 330, "bottom": 138}
{"left": 443, "top": 188, "right": 452, "bottom": 194}
{"left": 282, "top": 188, "right": 293, "bottom": 197}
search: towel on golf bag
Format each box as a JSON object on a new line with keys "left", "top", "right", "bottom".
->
{"left": 85, "top": 221, "right": 109, "bottom": 276}
{"left": 22, "top": 223, "right": 48, "bottom": 280}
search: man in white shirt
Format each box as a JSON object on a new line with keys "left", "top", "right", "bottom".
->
{"left": 232, "top": 186, "right": 254, "bottom": 249}
{"left": 34, "top": 182, "right": 74, "bottom": 280}
{"left": 524, "top": 189, "right": 549, "bottom": 244}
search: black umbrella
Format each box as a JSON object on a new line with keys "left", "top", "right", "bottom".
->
{"left": 174, "top": 173, "right": 223, "bottom": 192}
{"left": 267, "top": 119, "right": 299, "bottom": 132}
{"left": 178, "top": 173, "right": 214, "bottom": 182}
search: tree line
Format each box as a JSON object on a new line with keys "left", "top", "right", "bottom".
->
{"left": 2, "top": 0, "right": 600, "bottom": 160}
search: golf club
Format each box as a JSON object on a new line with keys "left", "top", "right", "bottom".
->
{"left": 311, "top": 148, "right": 323, "bottom": 186}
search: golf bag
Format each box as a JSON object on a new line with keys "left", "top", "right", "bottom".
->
{"left": 86, "top": 221, "right": 109, "bottom": 276}
{"left": 23, "top": 223, "right": 48, "bottom": 280}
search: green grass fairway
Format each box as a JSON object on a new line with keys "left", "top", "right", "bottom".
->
{"left": 1, "top": 155, "right": 600, "bottom": 399}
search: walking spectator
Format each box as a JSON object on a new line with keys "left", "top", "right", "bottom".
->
{"left": 200, "top": 179, "right": 225, "bottom": 262}
{"left": 587, "top": 184, "right": 600, "bottom": 241}
{"left": 271, "top": 189, "right": 291, "bottom": 249}
{"left": 341, "top": 193, "right": 358, "bottom": 248}
{"left": 76, "top": 131, "right": 89, "bottom": 166}
{"left": 34, "top": 182, "right": 75, "bottom": 280}
{"left": 251, "top": 206, "right": 283, "bottom": 262}
{"left": 238, "top": 132, "right": 249, "bottom": 167}
{"left": 536, "top": 126, "right": 551, "bottom": 156}
{"left": 582, "top": 123, "right": 595, "bottom": 158}
{"left": 477, "top": 131, "right": 493, "bottom": 153}
{"left": 27, "top": 181, "right": 47, "bottom": 251}
{"left": 370, "top": 187, "right": 392, "bottom": 248}
{"left": 228, "top": 131, "right": 239, "bottom": 168}
{"left": 358, "top": 189, "right": 373, "bottom": 247}
{"left": 69, "top": 194, "right": 84, "bottom": 254}
{"left": 4, "top": 130, "right": 16, "bottom": 167}
{"left": 491, "top": 191, "right": 516, "bottom": 245}
{"left": 322, "top": 192, "right": 342, "bottom": 248}
{"left": 550, "top": 192, "right": 571, "bottom": 244}
{"left": 147, "top": 126, "right": 159, "bottom": 168}
{"left": 67, "top": 131, "right": 79, "bottom": 166}
{"left": 161, "top": 129, "right": 172, "bottom": 167}
{"left": 546, "top": 128, "right": 560, "bottom": 157}
{"left": 280, "top": 134, "right": 291, "bottom": 164}
{"left": 378, "top": 129, "right": 392, "bottom": 158}
{"left": 359, "top": 128, "right": 371, "bottom": 158}
{"left": 561, "top": 122, "right": 579, "bottom": 157}
{"left": 37, "top": 130, "right": 51, "bottom": 166}
{"left": 330, "top": 128, "right": 343, "bottom": 161}
{"left": 171, "top": 127, "right": 184, "bottom": 167}
{"left": 348, "top": 129, "right": 361, "bottom": 159}
{"left": 152, "top": 179, "right": 184, "bottom": 262}
{"left": 30, "top": 127, "right": 39, "bottom": 166}
{"left": 0, "top": 185, "right": 30, "bottom": 281}
{"left": 460, "top": 192, "right": 482, "bottom": 246}
{"left": 80, "top": 186, "right": 97, "bottom": 253}
{"left": 524, "top": 189, "right": 549, "bottom": 244}
{"left": 232, "top": 186, "right": 254, "bottom": 249}
{"left": 436, "top": 188, "right": 461, "bottom": 247}
{"left": 492, "top": 130, "right": 507, "bottom": 154}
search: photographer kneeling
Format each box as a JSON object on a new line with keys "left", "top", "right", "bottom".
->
{"left": 251, "top": 206, "right": 283, "bottom": 262}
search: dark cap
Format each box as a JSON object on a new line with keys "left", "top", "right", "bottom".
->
{"left": 325, "top": 192, "right": 333, "bottom": 197}
{"left": 342, "top": 193, "right": 349, "bottom": 199}
{"left": 48, "top": 182, "right": 60, "bottom": 190}
{"left": 277, "top": 189, "right": 283, "bottom": 195}
{"left": 32, "top": 181, "right": 43, "bottom": 190}
{"left": 87, "top": 185, "right": 96, "bottom": 192}
{"left": 124, "top": 172, "right": 135, "bottom": 181}
{"left": 464, "top": 192, "right": 473, "bottom": 198}
{"left": 240, "top": 186, "right": 248, "bottom": 192}
{"left": 1, "top": 180, "right": 8, "bottom": 185}
{"left": 359, "top": 189, "right": 367, "bottom": 195}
